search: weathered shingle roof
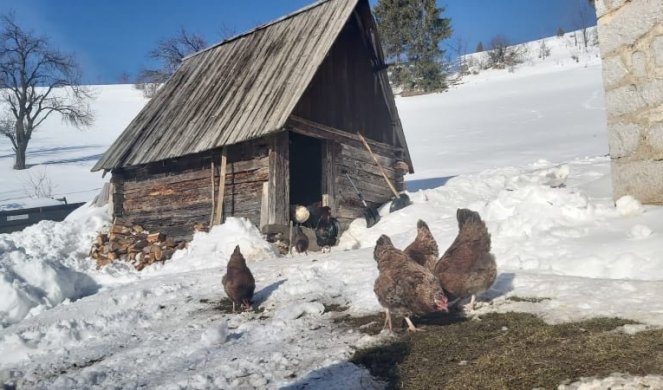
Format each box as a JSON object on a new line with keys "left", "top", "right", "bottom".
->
{"left": 93, "top": 0, "right": 394, "bottom": 171}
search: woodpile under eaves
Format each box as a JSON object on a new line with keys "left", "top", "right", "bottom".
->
{"left": 90, "top": 223, "right": 186, "bottom": 271}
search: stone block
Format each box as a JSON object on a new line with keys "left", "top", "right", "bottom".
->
{"left": 597, "top": 0, "right": 663, "bottom": 54}
{"left": 645, "top": 122, "right": 663, "bottom": 155}
{"left": 595, "top": 0, "right": 628, "bottom": 18}
{"left": 605, "top": 84, "right": 647, "bottom": 117}
{"left": 653, "top": 35, "right": 663, "bottom": 67}
{"left": 612, "top": 159, "right": 663, "bottom": 204}
{"left": 608, "top": 122, "right": 640, "bottom": 158}
{"left": 602, "top": 55, "right": 629, "bottom": 88}
{"left": 631, "top": 51, "right": 648, "bottom": 78}
{"left": 639, "top": 79, "right": 663, "bottom": 106}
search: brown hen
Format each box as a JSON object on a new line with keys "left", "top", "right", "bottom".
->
{"left": 373, "top": 235, "right": 448, "bottom": 332}
{"left": 434, "top": 209, "right": 496, "bottom": 310}
{"left": 222, "top": 245, "right": 256, "bottom": 312}
{"left": 404, "top": 220, "right": 439, "bottom": 271}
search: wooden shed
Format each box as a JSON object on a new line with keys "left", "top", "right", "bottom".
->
{"left": 92, "top": 0, "right": 413, "bottom": 242}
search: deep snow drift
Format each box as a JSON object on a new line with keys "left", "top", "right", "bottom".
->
{"left": 2, "top": 29, "right": 663, "bottom": 389}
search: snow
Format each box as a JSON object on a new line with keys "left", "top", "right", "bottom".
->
{"left": 1, "top": 29, "right": 662, "bottom": 388}
{"left": 559, "top": 374, "right": 663, "bottom": 389}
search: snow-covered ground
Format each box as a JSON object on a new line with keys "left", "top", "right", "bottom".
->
{"left": 2, "top": 30, "right": 663, "bottom": 388}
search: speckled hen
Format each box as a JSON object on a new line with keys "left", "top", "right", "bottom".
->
{"left": 373, "top": 235, "right": 448, "bottom": 332}
{"left": 434, "top": 209, "right": 496, "bottom": 310}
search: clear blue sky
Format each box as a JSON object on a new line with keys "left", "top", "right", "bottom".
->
{"left": 0, "top": 0, "right": 596, "bottom": 84}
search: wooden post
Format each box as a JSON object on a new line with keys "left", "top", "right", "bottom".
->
{"left": 260, "top": 182, "right": 269, "bottom": 229}
{"left": 288, "top": 220, "right": 293, "bottom": 256}
{"left": 267, "top": 132, "right": 289, "bottom": 225}
{"left": 213, "top": 148, "right": 227, "bottom": 225}
{"left": 209, "top": 161, "right": 215, "bottom": 227}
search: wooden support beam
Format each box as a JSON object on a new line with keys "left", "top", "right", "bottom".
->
{"left": 287, "top": 115, "right": 401, "bottom": 157}
{"left": 209, "top": 161, "right": 215, "bottom": 227}
{"left": 260, "top": 182, "right": 269, "bottom": 229}
{"left": 267, "top": 132, "right": 289, "bottom": 225}
{"left": 213, "top": 148, "right": 227, "bottom": 225}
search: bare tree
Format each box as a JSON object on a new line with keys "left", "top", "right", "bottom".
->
{"left": 538, "top": 40, "right": 551, "bottom": 60}
{"left": 135, "top": 27, "right": 207, "bottom": 97}
{"left": 22, "top": 167, "right": 55, "bottom": 198}
{"left": 0, "top": 13, "right": 93, "bottom": 170}
{"left": 486, "top": 35, "right": 526, "bottom": 69}
{"left": 575, "top": 2, "right": 596, "bottom": 49}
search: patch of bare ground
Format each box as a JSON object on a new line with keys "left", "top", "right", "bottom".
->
{"left": 346, "top": 312, "right": 663, "bottom": 389}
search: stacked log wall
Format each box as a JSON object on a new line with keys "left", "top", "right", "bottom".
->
{"left": 111, "top": 140, "right": 269, "bottom": 241}
{"left": 331, "top": 142, "right": 405, "bottom": 229}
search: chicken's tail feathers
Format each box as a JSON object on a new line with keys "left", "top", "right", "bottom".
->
{"left": 374, "top": 234, "right": 394, "bottom": 261}
{"left": 376, "top": 234, "right": 394, "bottom": 248}
{"left": 233, "top": 245, "right": 241, "bottom": 255}
{"left": 456, "top": 209, "right": 482, "bottom": 227}
{"left": 456, "top": 208, "right": 491, "bottom": 251}
{"left": 417, "top": 219, "right": 429, "bottom": 231}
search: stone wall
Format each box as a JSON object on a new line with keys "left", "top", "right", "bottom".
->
{"left": 595, "top": 0, "right": 663, "bottom": 204}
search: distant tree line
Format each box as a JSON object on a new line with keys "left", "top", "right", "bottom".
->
{"left": 374, "top": 0, "right": 452, "bottom": 94}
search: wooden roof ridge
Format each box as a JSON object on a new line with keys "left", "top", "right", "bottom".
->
{"left": 183, "top": 0, "right": 335, "bottom": 62}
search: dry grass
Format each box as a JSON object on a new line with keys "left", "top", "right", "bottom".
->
{"left": 348, "top": 312, "right": 663, "bottom": 389}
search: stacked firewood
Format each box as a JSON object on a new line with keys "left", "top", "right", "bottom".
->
{"left": 90, "top": 224, "right": 185, "bottom": 271}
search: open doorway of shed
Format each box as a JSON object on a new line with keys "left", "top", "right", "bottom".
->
{"left": 289, "top": 132, "right": 322, "bottom": 208}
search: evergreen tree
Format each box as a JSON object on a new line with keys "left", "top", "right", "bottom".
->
{"left": 374, "top": 0, "right": 415, "bottom": 64}
{"left": 374, "top": 0, "right": 415, "bottom": 86}
{"left": 406, "top": 0, "right": 452, "bottom": 92}
{"left": 556, "top": 26, "right": 565, "bottom": 37}
{"left": 475, "top": 41, "right": 484, "bottom": 52}
{"left": 374, "top": 0, "right": 451, "bottom": 93}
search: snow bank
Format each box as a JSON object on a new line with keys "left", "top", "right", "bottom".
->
{"left": 559, "top": 374, "right": 663, "bottom": 389}
{"left": 0, "top": 203, "right": 109, "bottom": 327}
{"left": 340, "top": 158, "right": 663, "bottom": 282}
{"left": 143, "top": 217, "right": 277, "bottom": 275}
{"left": 0, "top": 214, "right": 278, "bottom": 327}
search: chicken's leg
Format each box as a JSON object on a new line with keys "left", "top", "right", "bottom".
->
{"left": 465, "top": 294, "right": 477, "bottom": 312}
{"left": 232, "top": 301, "right": 236, "bottom": 313}
{"left": 405, "top": 317, "right": 423, "bottom": 332}
{"left": 383, "top": 308, "right": 392, "bottom": 332}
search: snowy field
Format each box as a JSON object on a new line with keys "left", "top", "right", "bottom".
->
{"left": 2, "top": 30, "right": 663, "bottom": 388}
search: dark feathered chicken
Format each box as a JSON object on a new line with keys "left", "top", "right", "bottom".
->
{"left": 373, "top": 235, "right": 448, "bottom": 332}
{"left": 222, "top": 245, "right": 256, "bottom": 312}
{"left": 315, "top": 206, "right": 339, "bottom": 252}
{"left": 293, "top": 225, "right": 309, "bottom": 255}
{"left": 404, "top": 220, "right": 439, "bottom": 271}
{"left": 434, "top": 209, "right": 496, "bottom": 310}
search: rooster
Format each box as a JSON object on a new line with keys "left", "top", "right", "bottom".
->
{"left": 404, "top": 220, "right": 439, "bottom": 271}
{"left": 373, "top": 235, "right": 448, "bottom": 332}
{"left": 222, "top": 245, "right": 256, "bottom": 312}
{"left": 292, "top": 225, "right": 309, "bottom": 255}
{"left": 434, "top": 209, "right": 496, "bottom": 311}
{"left": 315, "top": 206, "right": 339, "bottom": 253}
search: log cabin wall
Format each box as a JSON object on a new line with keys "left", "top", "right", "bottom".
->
{"left": 331, "top": 142, "right": 405, "bottom": 229}
{"left": 110, "top": 138, "right": 269, "bottom": 241}
{"left": 292, "top": 11, "right": 396, "bottom": 146}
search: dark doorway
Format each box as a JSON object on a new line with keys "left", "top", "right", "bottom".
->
{"left": 289, "top": 132, "right": 322, "bottom": 207}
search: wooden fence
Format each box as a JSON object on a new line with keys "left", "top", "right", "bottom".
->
{"left": 0, "top": 203, "right": 86, "bottom": 234}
